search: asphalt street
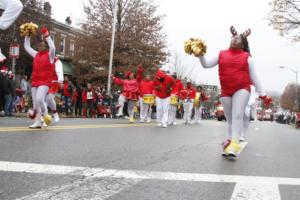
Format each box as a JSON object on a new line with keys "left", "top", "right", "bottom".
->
{"left": 0, "top": 117, "right": 299, "bottom": 200}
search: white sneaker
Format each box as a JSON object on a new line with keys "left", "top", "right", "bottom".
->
{"left": 29, "top": 120, "right": 42, "bottom": 129}
{"left": 140, "top": 119, "right": 145, "bottom": 123}
{"left": 240, "top": 136, "right": 246, "bottom": 142}
{"left": 157, "top": 123, "right": 162, "bottom": 127}
{"left": 147, "top": 119, "right": 151, "bottom": 123}
{"left": 163, "top": 124, "right": 167, "bottom": 128}
{"left": 53, "top": 113, "right": 60, "bottom": 124}
{"left": 42, "top": 121, "right": 48, "bottom": 128}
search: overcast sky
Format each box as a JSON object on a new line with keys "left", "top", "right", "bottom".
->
{"left": 48, "top": 0, "right": 300, "bottom": 93}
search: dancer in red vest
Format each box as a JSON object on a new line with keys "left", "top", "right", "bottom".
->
{"left": 198, "top": 26, "right": 271, "bottom": 157}
{"left": 45, "top": 57, "right": 63, "bottom": 124}
{"left": 180, "top": 81, "right": 196, "bottom": 124}
{"left": 154, "top": 68, "right": 175, "bottom": 128}
{"left": 139, "top": 74, "right": 154, "bottom": 123}
{"left": 168, "top": 73, "right": 183, "bottom": 125}
{"left": 24, "top": 27, "right": 55, "bottom": 128}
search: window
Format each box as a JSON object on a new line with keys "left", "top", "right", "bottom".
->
{"left": 70, "top": 41, "right": 75, "bottom": 57}
{"left": 60, "top": 37, "right": 66, "bottom": 55}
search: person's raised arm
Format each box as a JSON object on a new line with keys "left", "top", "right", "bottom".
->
{"left": 24, "top": 36, "right": 37, "bottom": 58}
{"left": 0, "top": 0, "right": 23, "bottom": 30}
{"left": 41, "top": 27, "right": 55, "bottom": 63}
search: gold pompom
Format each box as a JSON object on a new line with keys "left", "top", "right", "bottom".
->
{"left": 184, "top": 38, "right": 207, "bottom": 57}
{"left": 43, "top": 114, "right": 52, "bottom": 126}
{"left": 20, "top": 22, "right": 39, "bottom": 37}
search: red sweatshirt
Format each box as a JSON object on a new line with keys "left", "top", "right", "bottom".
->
{"left": 139, "top": 80, "right": 154, "bottom": 97}
{"left": 171, "top": 79, "right": 184, "bottom": 96}
{"left": 153, "top": 69, "right": 175, "bottom": 99}
{"left": 180, "top": 84, "right": 196, "bottom": 100}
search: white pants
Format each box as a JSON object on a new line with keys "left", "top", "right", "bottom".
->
{"left": 220, "top": 89, "right": 250, "bottom": 143}
{"left": 117, "top": 94, "right": 126, "bottom": 116}
{"left": 194, "top": 106, "right": 202, "bottom": 122}
{"left": 127, "top": 100, "right": 136, "bottom": 119}
{"left": 46, "top": 93, "right": 56, "bottom": 112}
{"left": 156, "top": 97, "right": 170, "bottom": 126}
{"left": 31, "top": 86, "right": 49, "bottom": 121}
{"left": 168, "top": 104, "right": 177, "bottom": 124}
{"left": 183, "top": 100, "right": 194, "bottom": 122}
{"left": 140, "top": 98, "right": 152, "bottom": 121}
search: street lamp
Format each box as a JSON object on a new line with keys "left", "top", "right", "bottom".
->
{"left": 107, "top": 0, "right": 118, "bottom": 96}
{"left": 279, "top": 66, "right": 299, "bottom": 111}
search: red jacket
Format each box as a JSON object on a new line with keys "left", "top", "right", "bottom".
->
{"left": 153, "top": 69, "right": 175, "bottom": 98}
{"left": 171, "top": 79, "right": 184, "bottom": 96}
{"left": 72, "top": 89, "right": 78, "bottom": 103}
{"left": 180, "top": 85, "right": 196, "bottom": 100}
{"left": 139, "top": 80, "right": 154, "bottom": 97}
{"left": 82, "top": 89, "right": 87, "bottom": 103}
{"left": 113, "top": 77, "right": 139, "bottom": 100}
{"left": 218, "top": 48, "right": 251, "bottom": 97}
{"left": 63, "top": 80, "right": 72, "bottom": 97}
{"left": 32, "top": 51, "right": 53, "bottom": 87}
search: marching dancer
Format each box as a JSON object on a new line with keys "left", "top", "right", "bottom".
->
{"left": 180, "top": 81, "right": 196, "bottom": 124}
{"left": 194, "top": 85, "right": 208, "bottom": 124}
{"left": 168, "top": 72, "right": 183, "bottom": 126}
{"left": 45, "top": 57, "right": 64, "bottom": 124}
{"left": 240, "top": 85, "right": 257, "bottom": 141}
{"left": 112, "top": 68, "right": 142, "bottom": 123}
{"left": 139, "top": 74, "right": 154, "bottom": 123}
{"left": 198, "top": 26, "right": 271, "bottom": 157}
{"left": 153, "top": 68, "right": 175, "bottom": 128}
{"left": 24, "top": 27, "right": 55, "bottom": 128}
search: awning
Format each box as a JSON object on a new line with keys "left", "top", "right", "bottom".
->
{"left": 61, "top": 60, "right": 74, "bottom": 76}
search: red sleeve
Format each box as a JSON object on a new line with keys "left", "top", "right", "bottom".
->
{"left": 136, "top": 67, "right": 144, "bottom": 83}
{"left": 113, "top": 77, "right": 124, "bottom": 85}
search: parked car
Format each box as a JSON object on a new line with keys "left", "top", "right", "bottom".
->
{"left": 215, "top": 104, "right": 225, "bottom": 121}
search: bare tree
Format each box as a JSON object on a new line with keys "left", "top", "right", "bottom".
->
{"left": 268, "top": 0, "right": 300, "bottom": 42}
{"left": 74, "top": 0, "right": 167, "bottom": 81}
{"left": 280, "top": 83, "right": 300, "bottom": 111}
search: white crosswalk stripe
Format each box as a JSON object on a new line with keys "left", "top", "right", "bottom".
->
{"left": 1, "top": 161, "right": 300, "bottom": 199}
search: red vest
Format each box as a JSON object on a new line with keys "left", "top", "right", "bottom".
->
{"left": 218, "top": 48, "right": 251, "bottom": 96}
{"left": 32, "top": 51, "right": 53, "bottom": 87}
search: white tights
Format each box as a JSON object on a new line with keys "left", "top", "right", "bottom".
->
{"left": 31, "top": 86, "right": 49, "bottom": 120}
{"left": 220, "top": 89, "right": 250, "bottom": 143}
{"left": 46, "top": 93, "right": 57, "bottom": 112}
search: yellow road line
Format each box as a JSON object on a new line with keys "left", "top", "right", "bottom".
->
{"left": 0, "top": 123, "right": 155, "bottom": 133}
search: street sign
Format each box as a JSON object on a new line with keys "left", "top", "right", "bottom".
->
{"left": 9, "top": 43, "right": 19, "bottom": 59}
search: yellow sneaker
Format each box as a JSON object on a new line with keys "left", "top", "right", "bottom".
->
{"left": 224, "top": 140, "right": 241, "bottom": 157}
{"left": 129, "top": 118, "right": 135, "bottom": 123}
{"left": 43, "top": 114, "right": 52, "bottom": 126}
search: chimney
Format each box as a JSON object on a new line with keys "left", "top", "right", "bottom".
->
{"left": 44, "top": 2, "right": 52, "bottom": 16}
{"left": 65, "top": 16, "right": 72, "bottom": 25}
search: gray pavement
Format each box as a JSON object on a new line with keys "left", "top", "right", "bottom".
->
{"left": 0, "top": 117, "right": 299, "bottom": 199}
